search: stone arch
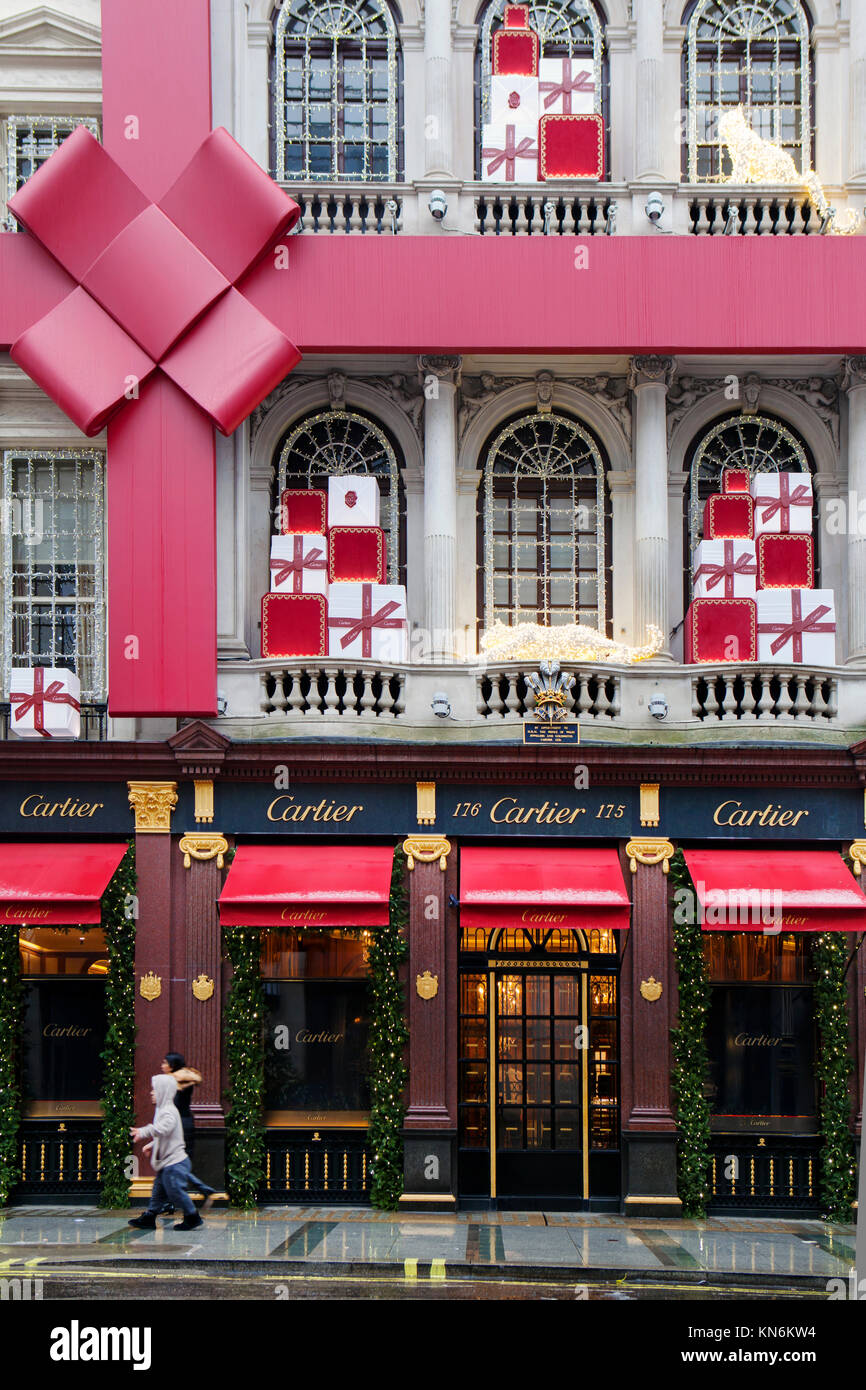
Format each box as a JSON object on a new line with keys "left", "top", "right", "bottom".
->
{"left": 668, "top": 383, "right": 838, "bottom": 483}
{"left": 458, "top": 379, "right": 631, "bottom": 481}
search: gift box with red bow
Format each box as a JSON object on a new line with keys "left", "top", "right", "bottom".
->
{"left": 703, "top": 492, "right": 754, "bottom": 540}
{"left": 269, "top": 534, "right": 328, "bottom": 596}
{"left": 750, "top": 472, "right": 813, "bottom": 535}
{"left": 10, "top": 666, "right": 81, "bottom": 739}
{"left": 489, "top": 75, "right": 540, "bottom": 124}
{"left": 538, "top": 57, "right": 595, "bottom": 115}
{"left": 279, "top": 488, "right": 327, "bottom": 535}
{"left": 328, "top": 526, "right": 386, "bottom": 583}
{"left": 721, "top": 467, "right": 750, "bottom": 494}
{"left": 327, "top": 582, "right": 409, "bottom": 663}
{"left": 757, "top": 533, "right": 814, "bottom": 590}
{"left": 684, "top": 599, "right": 757, "bottom": 664}
{"left": 261, "top": 593, "right": 327, "bottom": 659}
{"left": 539, "top": 113, "right": 604, "bottom": 179}
{"left": 693, "top": 539, "right": 757, "bottom": 599}
{"left": 327, "top": 475, "right": 380, "bottom": 528}
{"left": 481, "top": 121, "right": 539, "bottom": 181}
{"left": 492, "top": 26, "right": 539, "bottom": 76}
{"left": 756, "top": 589, "right": 835, "bottom": 665}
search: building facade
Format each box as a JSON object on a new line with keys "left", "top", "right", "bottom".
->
{"left": 1, "top": 0, "right": 865, "bottom": 1217}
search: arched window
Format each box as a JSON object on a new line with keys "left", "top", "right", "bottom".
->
{"left": 684, "top": 412, "right": 814, "bottom": 602}
{"left": 273, "top": 0, "right": 401, "bottom": 183}
{"left": 274, "top": 409, "right": 405, "bottom": 585}
{"left": 478, "top": 412, "right": 609, "bottom": 635}
{"left": 683, "top": 0, "right": 812, "bottom": 182}
{"left": 475, "top": 0, "right": 608, "bottom": 179}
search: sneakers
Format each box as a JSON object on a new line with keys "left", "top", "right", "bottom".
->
{"left": 128, "top": 1213, "right": 157, "bottom": 1229}
{"left": 173, "top": 1212, "right": 203, "bottom": 1231}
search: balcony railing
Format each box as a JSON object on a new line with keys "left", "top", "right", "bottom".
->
{"left": 283, "top": 184, "right": 407, "bottom": 234}
{"left": 691, "top": 667, "right": 837, "bottom": 722}
{"left": 473, "top": 187, "right": 619, "bottom": 236}
{"left": 687, "top": 186, "right": 820, "bottom": 235}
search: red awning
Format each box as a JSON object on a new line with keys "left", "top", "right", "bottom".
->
{"left": 219, "top": 845, "right": 394, "bottom": 927}
{"left": 683, "top": 849, "right": 866, "bottom": 931}
{"left": 459, "top": 848, "right": 631, "bottom": 931}
{"left": 0, "top": 842, "right": 129, "bottom": 925}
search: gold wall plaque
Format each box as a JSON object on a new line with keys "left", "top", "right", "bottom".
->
{"left": 848, "top": 840, "right": 866, "bottom": 876}
{"left": 625, "top": 837, "right": 675, "bottom": 874}
{"left": 416, "top": 971, "right": 439, "bottom": 1000}
{"left": 139, "top": 971, "right": 161, "bottom": 1002}
{"left": 640, "top": 976, "right": 663, "bottom": 1002}
{"left": 403, "top": 836, "right": 451, "bottom": 871}
{"left": 179, "top": 832, "right": 229, "bottom": 868}
{"left": 127, "top": 781, "right": 178, "bottom": 834}
{"left": 639, "top": 783, "right": 660, "bottom": 828}
{"left": 192, "top": 974, "right": 214, "bottom": 1001}
{"left": 194, "top": 779, "right": 215, "bottom": 824}
{"left": 416, "top": 781, "right": 436, "bottom": 826}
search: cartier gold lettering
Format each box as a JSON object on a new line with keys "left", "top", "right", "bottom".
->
{"left": 712, "top": 799, "right": 809, "bottom": 828}
{"left": 19, "top": 794, "right": 104, "bottom": 818}
{"left": 42, "top": 1025, "right": 93, "bottom": 1039}
{"left": 295, "top": 1030, "right": 344, "bottom": 1044}
{"left": 267, "top": 795, "right": 363, "bottom": 823}
{"left": 490, "top": 796, "right": 586, "bottom": 825}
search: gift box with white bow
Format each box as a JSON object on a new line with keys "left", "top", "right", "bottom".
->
{"left": 9, "top": 666, "right": 81, "bottom": 739}
{"left": 327, "top": 582, "right": 409, "bottom": 663}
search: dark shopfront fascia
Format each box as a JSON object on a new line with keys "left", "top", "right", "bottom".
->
{"left": 0, "top": 725, "right": 865, "bottom": 1216}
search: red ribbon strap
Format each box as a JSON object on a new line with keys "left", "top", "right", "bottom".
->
{"left": 758, "top": 592, "right": 833, "bottom": 662}
{"left": 327, "top": 585, "right": 404, "bottom": 658}
{"left": 693, "top": 541, "right": 757, "bottom": 596}
{"left": 270, "top": 537, "right": 326, "bottom": 591}
{"left": 482, "top": 125, "right": 538, "bottom": 179}
{"left": 753, "top": 476, "right": 811, "bottom": 532}
{"left": 539, "top": 59, "right": 595, "bottom": 112}
{"left": 9, "top": 667, "right": 81, "bottom": 738}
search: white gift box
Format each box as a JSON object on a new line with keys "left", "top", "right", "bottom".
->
{"left": 750, "top": 472, "right": 813, "bottom": 535}
{"left": 756, "top": 588, "right": 836, "bottom": 665}
{"left": 480, "top": 121, "right": 539, "bottom": 183}
{"left": 538, "top": 57, "right": 596, "bottom": 115}
{"left": 327, "top": 476, "right": 380, "bottom": 528}
{"left": 9, "top": 666, "right": 81, "bottom": 739}
{"left": 327, "top": 582, "right": 409, "bottom": 663}
{"left": 269, "top": 534, "right": 328, "bottom": 596}
{"left": 692, "top": 539, "right": 757, "bottom": 599}
{"left": 489, "top": 74, "right": 540, "bottom": 124}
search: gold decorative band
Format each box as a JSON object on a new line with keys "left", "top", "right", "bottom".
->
{"left": 179, "top": 832, "right": 229, "bottom": 869}
{"left": 625, "top": 837, "right": 675, "bottom": 874}
{"left": 639, "top": 782, "right": 660, "bottom": 828}
{"left": 402, "top": 836, "right": 451, "bottom": 871}
{"left": 194, "top": 779, "right": 215, "bottom": 824}
{"left": 416, "top": 781, "right": 436, "bottom": 826}
{"left": 848, "top": 840, "right": 866, "bottom": 876}
{"left": 127, "top": 780, "right": 178, "bottom": 834}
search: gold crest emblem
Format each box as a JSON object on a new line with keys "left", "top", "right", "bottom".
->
{"left": 192, "top": 973, "right": 215, "bottom": 1001}
{"left": 139, "top": 971, "right": 161, "bottom": 1002}
{"left": 640, "top": 976, "right": 663, "bottom": 1002}
{"left": 416, "top": 970, "right": 439, "bottom": 1000}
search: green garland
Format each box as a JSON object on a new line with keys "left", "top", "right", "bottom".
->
{"left": 367, "top": 845, "right": 409, "bottom": 1210}
{"left": 669, "top": 849, "right": 713, "bottom": 1218}
{"left": 223, "top": 925, "right": 265, "bottom": 1208}
{"left": 812, "top": 933, "right": 856, "bottom": 1223}
{"left": 98, "top": 843, "right": 137, "bottom": 1207}
{"left": 0, "top": 924, "right": 23, "bottom": 1207}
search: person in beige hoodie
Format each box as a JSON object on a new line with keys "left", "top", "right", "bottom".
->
{"left": 128, "top": 1073, "right": 210, "bottom": 1231}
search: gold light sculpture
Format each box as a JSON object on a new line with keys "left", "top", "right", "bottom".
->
{"left": 479, "top": 621, "right": 664, "bottom": 665}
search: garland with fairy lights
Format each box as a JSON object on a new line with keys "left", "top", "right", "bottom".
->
{"left": 812, "top": 933, "right": 856, "bottom": 1223}
{"left": 0, "top": 923, "right": 23, "bottom": 1207}
{"left": 223, "top": 924, "right": 266, "bottom": 1209}
{"left": 668, "top": 850, "right": 713, "bottom": 1218}
{"left": 98, "top": 843, "right": 137, "bottom": 1207}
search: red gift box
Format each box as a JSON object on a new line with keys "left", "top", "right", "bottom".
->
{"left": 539, "top": 113, "right": 604, "bottom": 179}
{"left": 721, "top": 468, "right": 750, "bottom": 494}
{"left": 703, "top": 493, "right": 754, "bottom": 539}
{"left": 328, "top": 526, "right": 386, "bottom": 583}
{"left": 492, "top": 28, "right": 539, "bottom": 76}
{"left": 503, "top": 3, "right": 530, "bottom": 24}
{"left": 757, "top": 534, "right": 814, "bottom": 590}
{"left": 684, "top": 598, "right": 757, "bottom": 664}
{"left": 261, "top": 593, "right": 327, "bottom": 659}
{"left": 279, "top": 488, "right": 326, "bottom": 535}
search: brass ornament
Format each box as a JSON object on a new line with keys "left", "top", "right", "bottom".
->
{"left": 848, "top": 840, "right": 866, "bottom": 876}
{"left": 194, "top": 779, "right": 215, "bottom": 824}
{"left": 179, "top": 832, "right": 229, "bottom": 869}
{"left": 127, "top": 781, "right": 178, "bottom": 834}
{"left": 640, "top": 976, "right": 663, "bottom": 1002}
{"left": 192, "top": 974, "right": 215, "bottom": 1002}
{"left": 139, "top": 971, "right": 162, "bottom": 1002}
{"left": 639, "top": 783, "right": 660, "bottom": 828}
{"left": 402, "top": 836, "right": 451, "bottom": 871}
{"left": 416, "top": 781, "right": 436, "bottom": 826}
{"left": 416, "top": 970, "right": 439, "bottom": 1000}
{"left": 625, "top": 837, "right": 675, "bottom": 874}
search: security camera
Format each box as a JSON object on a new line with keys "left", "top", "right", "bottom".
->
{"left": 431, "top": 692, "right": 452, "bottom": 718}
{"left": 645, "top": 191, "right": 665, "bottom": 224}
{"left": 428, "top": 189, "right": 448, "bottom": 222}
{"left": 648, "top": 693, "right": 668, "bottom": 720}
{"left": 216, "top": 690, "right": 228, "bottom": 716}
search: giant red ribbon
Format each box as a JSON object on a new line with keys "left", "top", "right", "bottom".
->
{"left": 9, "top": 667, "right": 81, "bottom": 738}
{"left": 482, "top": 125, "right": 538, "bottom": 179}
{"left": 693, "top": 541, "right": 757, "bottom": 596}
{"left": 753, "top": 475, "right": 811, "bottom": 533}
{"left": 270, "top": 538, "right": 326, "bottom": 592}
{"left": 539, "top": 59, "right": 595, "bottom": 112}
{"left": 758, "top": 591, "right": 834, "bottom": 661}
{"left": 328, "top": 585, "right": 403, "bottom": 658}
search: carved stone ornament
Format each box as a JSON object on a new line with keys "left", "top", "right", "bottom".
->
{"left": 628, "top": 356, "right": 675, "bottom": 391}
{"left": 179, "top": 832, "right": 229, "bottom": 869}
{"left": 625, "top": 838, "right": 675, "bottom": 874}
{"left": 416, "top": 970, "right": 439, "bottom": 1000}
{"left": 564, "top": 373, "right": 632, "bottom": 445}
{"left": 192, "top": 974, "right": 215, "bottom": 1002}
{"left": 457, "top": 371, "right": 524, "bottom": 440}
{"left": 640, "top": 976, "right": 663, "bottom": 1002}
{"left": 848, "top": 841, "right": 866, "bottom": 876}
{"left": 525, "top": 660, "right": 575, "bottom": 723}
{"left": 127, "top": 781, "right": 178, "bottom": 834}
{"left": 139, "top": 971, "right": 162, "bottom": 1002}
{"left": 402, "top": 835, "right": 452, "bottom": 871}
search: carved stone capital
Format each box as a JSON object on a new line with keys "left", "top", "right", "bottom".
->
{"left": 842, "top": 357, "right": 866, "bottom": 393}
{"left": 403, "top": 835, "right": 452, "bottom": 870}
{"left": 625, "top": 837, "right": 675, "bottom": 874}
{"left": 418, "top": 355, "right": 462, "bottom": 387}
{"left": 179, "top": 833, "right": 229, "bottom": 869}
{"left": 128, "top": 781, "right": 178, "bottom": 834}
{"left": 629, "top": 356, "right": 675, "bottom": 391}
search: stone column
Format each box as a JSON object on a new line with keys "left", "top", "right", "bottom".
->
{"left": 850, "top": 2, "right": 866, "bottom": 185}
{"left": 634, "top": 0, "right": 664, "bottom": 182}
{"left": 630, "top": 357, "right": 674, "bottom": 653}
{"left": 424, "top": 0, "right": 454, "bottom": 176}
{"left": 420, "top": 356, "right": 460, "bottom": 661}
{"left": 620, "top": 835, "right": 681, "bottom": 1218}
{"left": 844, "top": 358, "right": 866, "bottom": 662}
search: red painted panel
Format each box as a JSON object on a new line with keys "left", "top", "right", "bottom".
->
{"left": 107, "top": 377, "right": 217, "bottom": 715}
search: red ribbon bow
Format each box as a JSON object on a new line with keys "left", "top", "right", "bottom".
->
{"left": 270, "top": 537, "right": 326, "bottom": 592}
{"left": 758, "top": 591, "right": 834, "bottom": 662}
{"left": 328, "top": 584, "right": 404, "bottom": 658}
{"left": 753, "top": 476, "right": 811, "bottom": 533}
{"left": 693, "top": 541, "right": 757, "bottom": 596}
{"left": 10, "top": 667, "right": 81, "bottom": 738}
{"left": 482, "top": 125, "right": 538, "bottom": 179}
{"left": 539, "top": 59, "right": 595, "bottom": 112}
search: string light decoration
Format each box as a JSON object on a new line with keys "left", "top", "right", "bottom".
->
{"left": 223, "top": 923, "right": 266, "bottom": 1209}
{"left": 480, "top": 620, "right": 663, "bottom": 664}
{"left": 812, "top": 933, "right": 856, "bottom": 1223}
{"left": 668, "top": 851, "right": 713, "bottom": 1219}
{"left": 478, "top": 0, "right": 605, "bottom": 128}
{"left": 97, "top": 844, "right": 137, "bottom": 1208}
{"left": 366, "top": 844, "right": 409, "bottom": 1210}
{"left": 0, "top": 923, "right": 23, "bottom": 1207}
